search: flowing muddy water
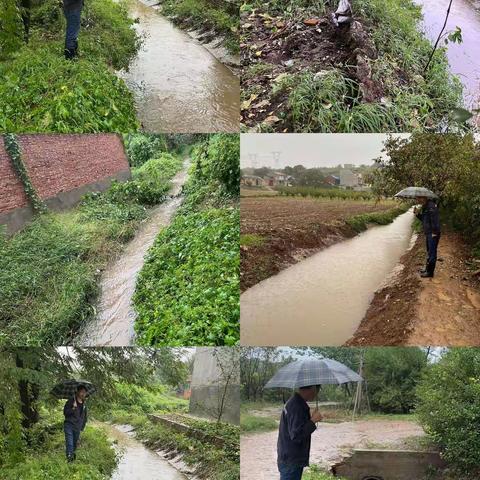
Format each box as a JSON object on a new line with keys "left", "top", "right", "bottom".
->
{"left": 77, "top": 166, "right": 188, "bottom": 347}
{"left": 416, "top": 0, "right": 480, "bottom": 110}
{"left": 99, "top": 423, "right": 186, "bottom": 480}
{"left": 119, "top": 0, "right": 239, "bottom": 132}
{"left": 241, "top": 210, "right": 415, "bottom": 346}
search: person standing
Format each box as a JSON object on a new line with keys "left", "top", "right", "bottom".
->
{"left": 63, "top": 0, "right": 84, "bottom": 60}
{"left": 277, "top": 386, "right": 323, "bottom": 480}
{"left": 63, "top": 384, "right": 88, "bottom": 462}
{"left": 415, "top": 196, "right": 441, "bottom": 278}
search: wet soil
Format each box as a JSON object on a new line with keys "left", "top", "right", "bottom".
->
{"left": 240, "top": 9, "right": 385, "bottom": 131}
{"left": 349, "top": 230, "right": 480, "bottom": 345}
{"left": 240, "top": 419, "right": 424, "bottom": 479}
{"left": 240, "top": 196, "right": 398, "bottom": 291}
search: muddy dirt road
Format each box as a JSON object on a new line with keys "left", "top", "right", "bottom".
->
{"left": 416, "top": 0, "right": 480, "bottom": 111}
{"left": 241, "top": 419, "right": 424, "bottom": 479}
{"left": 240, "top": 196, "right": 399, "bottom": 290}
{"left": 119, "top": 0, "right": 239, "bottom": 132}
{"left": 241, "top": 210, "right": 414, "bottom": 346}
{"left": 77, "top": 165, "right": 188, "bottom": 347}
{"left": 351, "top": 231, "right": 480, "bottom": 345}
{"left": 98, "top": 423, "right": 186, "bottom": 480}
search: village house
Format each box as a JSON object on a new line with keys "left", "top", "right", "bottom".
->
{"left": 324, "top": 174, "right": 340, "bottom": 186}
{"left": 264, "top": 171, "right": 289, "bottom": 187}
{"left": 240, "top": 175, "right": 265, "bottom": 187}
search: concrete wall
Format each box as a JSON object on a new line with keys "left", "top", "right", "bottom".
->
{"left": 0, "top": 134, "right": 131, "bottom": 235}
{"left": 189, "top": 347, "right": 240, "bottom": 425}
{"left": 333, "top": 449, "right": 446, "bottom": 480}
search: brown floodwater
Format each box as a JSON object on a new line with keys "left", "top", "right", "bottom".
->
{"left": 240, "top": 210, "right": 415, "bottom": 346}
{"left": 76, "top": 166, "right": 188, "bottom": 347}
{"left": 118, "top": 0, "right": 240, "bottom": 132}
{"left": 416, "top": 0, "right": 480, "bottom": 110}
{"left": 98, "top": 423, "right": 186, "bottom": 480}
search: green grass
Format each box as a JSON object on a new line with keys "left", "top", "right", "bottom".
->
{"left": 277, "top": 186, "right": 377, "bottom": 201}
{"left": 0, "top": 155, "right": 183, "bottom": 346}
{"left": 346, "top": 204, "right": 410, "bottom": 233}
{"left": 240, "top": 233, "right": 265, "bottom": 247}
{"left": 160, "top": 0, "right": 239, "bottom": 54}
{"left": 241, "top": 414, "right": 277, "bottom": 433}
{"left": 1, "top": 425, "right": 117, "bottom": 480}
{"left": 303, "top": 465, "right": 346, "bottom": 480}
{"left": 0, "top": 0, "right": 140, "bottom": 132}
{"left": 133, "top": 207, "right": 240, "bottom": 346}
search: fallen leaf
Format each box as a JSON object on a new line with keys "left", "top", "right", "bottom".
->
{"left": 253, "top": 99, "right": 271, "bottom": 109}
{"left": 264, "top": 115, "right": 281, "bottom": 125}
{"left": 241, "top": 94, "right": 258, "bottom": 110}
{"left": 304, "top": 18, "right": 320, "bottom": 26}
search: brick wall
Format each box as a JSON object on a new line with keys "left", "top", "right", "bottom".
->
{"left": 0, "top": 134, "right": 130, "bottom": 216}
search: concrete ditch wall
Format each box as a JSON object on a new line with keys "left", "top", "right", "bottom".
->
{"left": 332, "top": 449, "right": 446, "bottom": 480}
{"left": 189, "top": 347, "right": 240, "bottom": 425}
{"left": 0, "top": 134, "right": 131, "bottom": 235}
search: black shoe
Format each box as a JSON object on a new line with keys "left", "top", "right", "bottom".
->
{"left": 64, "top": 48, "right": 75, "bottom": 60}
{"left": 67, "top": 454, "right": 74, "bottom": 463}
{"left": 420, "top": 271, "right": 433, "bottom": 278}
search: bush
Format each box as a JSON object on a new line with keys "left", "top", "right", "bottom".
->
{"left": 124, "top": 134, "right": 169, "bottom": 168}
{"left": 241, "top": 414, "right": 277, "bottom": 433}
{"left": 134, "top": 207, "right": 240, "bottom": 346}
{"left": 416, "top": 348, "right": 480, "bottom": 476}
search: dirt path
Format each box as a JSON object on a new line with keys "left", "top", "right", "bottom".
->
{"left": 97, "top": 423, "right": 186, "bottom": 480}
{"left": 76, "top": 164, "right": 188, "bottom": 347}
{"left": 349, "top": 231, "right": 480, "bottom": 346}
{"left": 241, "top": 420, "right": 424, "bottom": 480}
{"left": 120, "top": 0, "right": 239, "bottom": 132}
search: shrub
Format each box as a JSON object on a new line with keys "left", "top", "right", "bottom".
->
{"left": 416, "top": 348, "right": 480, "bottom": 476}
{"left": 124, "top": 134, "right": 169, "bottom": 168}
{"left": 134, "top": 207, "right": 240, "bottom": 346}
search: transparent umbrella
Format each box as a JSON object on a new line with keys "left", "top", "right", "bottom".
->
{"left": 394, "top": 187, "right": 438, "bottom": 199}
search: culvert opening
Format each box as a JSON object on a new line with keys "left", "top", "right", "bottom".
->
{"left": 362, "top": 476, "right": 384, "bottom": 480}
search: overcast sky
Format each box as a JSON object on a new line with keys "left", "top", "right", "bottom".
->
{"left": 241, "top": 134, "right": 411, "bottom": 168}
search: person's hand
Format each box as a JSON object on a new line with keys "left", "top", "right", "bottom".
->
{"left": 431, "top": 234, "right": 437, "bottom": 237}
{"left": 311, "top": 409, "right": 323, "bottom": 423}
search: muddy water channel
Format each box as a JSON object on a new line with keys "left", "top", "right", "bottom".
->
{"left": 77, "top": 166, "right": 188, "bottom": 347}
{"left": 119, "top": 0, "right": 239, "bottom": 132}
{"left": 416, "top": 0, "right": 480, "bottom": 109}
{"left": 241, "top": 210, "right": 415, "bottom": 346}
{"left": 99, "top": 423, "right": 186, "bottom": 480}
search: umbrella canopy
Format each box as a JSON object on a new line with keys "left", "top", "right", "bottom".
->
{"left": 394, "top": 187, "right": 438, "bottom": 199}
{"left": 265, "top": 357, "right": 362, "bottom": 389}
{"left": 51, "top": 379, "right": 96, "bottom": 399}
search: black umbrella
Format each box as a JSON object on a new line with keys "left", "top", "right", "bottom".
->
{"left": 51, "top": 379, "right": 96, "bottom": 399}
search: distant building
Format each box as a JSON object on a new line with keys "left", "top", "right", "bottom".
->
{"left": 324, "top": 174, "right": 340, "bottom": 186}
{"left": 265, "top": 171, "right": 289, "bottom": 187}
{"left": 339, "top": 169, "right": 360, "bottom": 188}
{"left": 241, "top": 175, "right": 265, "bottom": 187}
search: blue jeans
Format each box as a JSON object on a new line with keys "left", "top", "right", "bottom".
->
{"left": 278, "top": 463, "right": 304, "bottom": 480}
{"left": 64, "top": 423, "right": 80, "bottom": 458}
{"left": 64, "top": 8, "right": 82, "bottom": 51}
{"left": 426, "top": 233, "right": 440, "bottom": 275}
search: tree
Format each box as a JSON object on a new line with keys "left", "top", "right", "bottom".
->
{"left": 416, "top": 348, "right": 480, "bottom": 476}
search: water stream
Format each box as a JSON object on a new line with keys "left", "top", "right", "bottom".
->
{"left": 77, "top": 166, "right": 188, "bottom": 347}
{"left": 118, "top": 0, "right": 239, "bottom": 132}
{"left": 240, "top": 210, "right": 415, "bottom": 346}
{"left": 99, "top": 423, "right": 186, "bottom": 480}
{"left": 416, "top": 0, "right": 480, "bottom": 110}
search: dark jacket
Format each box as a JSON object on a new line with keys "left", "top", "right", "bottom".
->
{"left": 63, "top": 0, "right": 84, "bottom": 11}
{"left": 64, "top": 397, "right": 87, "bottom": 432}
{"left": 277, "top": 393, "right": 317, "bottom": 467}
{"left": 416, "top": 199, "right": 441, "bottom": 236}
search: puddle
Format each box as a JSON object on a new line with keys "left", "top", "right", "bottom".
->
{"left": 76, "top": 166, "right": 188, "bottom": 346}
{"left": 240, "top": 210, "right": 415, "bottom": 346}
{"left": 99, "top": 423, "right": 186, "bottom": 480}
{"left": 118, "top": 0, "right": 239, "bottom": 132}
{"left": 416, "top": 0, "right": 480, "bottom": 111}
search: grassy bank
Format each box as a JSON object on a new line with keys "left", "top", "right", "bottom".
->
{"left": 346, "top": 204, "right": 411, "bottom": 232}
{"left": 0, "top": 0, "right": 140, "bottom": 132}
{"left": 159, "top": 0, "right": 240, "bottom": 54}
{"left": 0, "top": 153, "right": 183, "bottom": 346}
{"left": 133, "top": 134, "right": 240, "bottom": 346}
{"left": 1, "top": 412, "right": 117, "bottom": 480}
{"left": 241, "top": 0, "right": 463, "bottom": 132}
{"left": 277, "top": 186, "right": 375, "bottom": 201}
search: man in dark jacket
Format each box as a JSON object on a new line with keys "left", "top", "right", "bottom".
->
{"left": 63, "top": 0, "right": 84, "bottom": 60}
{"left": 415, "top": 196, "right": 441, "bottom": 278}
{"left": 277, "top": 386, "right": 323, "bottom": 480}
{"left": 64, "top": 384, "right": 88, "bottom": 462}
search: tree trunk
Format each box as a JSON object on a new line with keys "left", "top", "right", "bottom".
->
{"left": 16, "top": 352, "right": 39, "bottom": 429}
{"left": 20, "top": 0, "right": 31, "bottom": 44}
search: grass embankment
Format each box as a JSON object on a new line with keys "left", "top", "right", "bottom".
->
{"left": 133, "top": 134, "right": 240, "bottom": 346}
{"left": 0, "top": 0, "right": 140, "bottom": 132}
{"left": 96, "top": 383, "right": 239, "bottom": 480}
{"left": 241, "top": 0, "right": 463, "bottom": 132}
{"left": 159, "top": 0, "right": 240, "bottom": 54}
{"left": 0, "top": 154, "right": 183, "bottom": 346}
{"left": 1, "top": 410, "right": 116, "bottom": 480}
